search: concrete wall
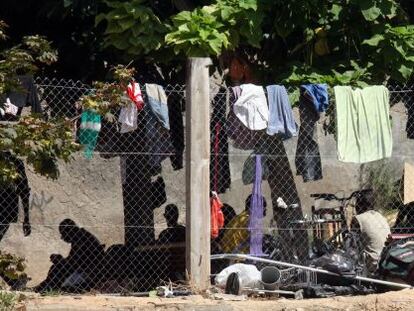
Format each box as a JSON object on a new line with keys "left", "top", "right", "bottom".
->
{"left": 1, "top": 101, "right": 412, "bottom": 285}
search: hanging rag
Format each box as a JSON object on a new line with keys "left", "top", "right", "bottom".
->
{"left": 227, "top": 86, "right": 264, "bottom": 150}
{"left": 334, "top": 85, "right": 392, "bottom": 163}
{"left": 146, "top": 84, "right": 170, "bottom": 129}
{"left": 119, "top": 82, "right": 144, "bottom": 133}
{"left": 211, "top": 192, "right": 225, "bottom": 239}
{"left": 266, "top": 85, "right": 298, "bottom": 138}
{"left": 233, "top": 84, "right": 269, "bottom": 130}
{"left": 242, "top": 153, "right": 269, "bottom": 185}
{"left": 295, "top": 84, "right": 328, "bottom": 182}
{"left": 145, "top": 84, "right": 173, "bottom": 169}
{"left": 168, "top": 93, "right": 184, "bottom": 170}
{"left": 300, "top": 84, "right": 329, "bottom": 114}
{"left": 79, "top": 110, "right": 101, "bottom": 159}
{"left": 7, "top": 75, "right": 42, "bottom": 114}
{"left": 249, "top": 154, "right": 265, "bottom": 256}
{"left": 210, "top": 90, "right": 231, "bottom": 194}
{"left": 0, "top": 98, "right": 19, "bottom": 116}
{"left": 127, "top": 82, "right": 144, "bottom": 110}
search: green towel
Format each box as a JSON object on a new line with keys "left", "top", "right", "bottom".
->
{"left": 335, "top": 85, "right": 392, "bottom": 163}
{"left": 79, "top": 110, "right": 101, "bottom": 159}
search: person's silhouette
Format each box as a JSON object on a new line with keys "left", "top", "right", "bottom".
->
{"left": 0, "top": 152, "right": 31, "bottom": 241}
{"left": 34, "top": 219, "right": 105, "bottom": 292}
{"left": 158, "top": 204, "right": 185, "bottom": 244}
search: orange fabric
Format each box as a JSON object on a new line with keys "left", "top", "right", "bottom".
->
{"left": 211, "top": 194, "right": 225, "bottom": 239}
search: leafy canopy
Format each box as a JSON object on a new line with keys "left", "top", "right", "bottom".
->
{"left": 97, "top": 0, "right": 414, "bottom": 84}
{"left": 0, "top": 21, "right": 79, "bottom": 184}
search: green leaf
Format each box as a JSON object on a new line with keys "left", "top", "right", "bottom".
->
{"left": 362, "top": 34, "right": 385, "bottom": 46}
{"left": 3, "top": 128, "right": 17, "bottom": 138}
{"left": 63, "top": 0, "right": 73, "bottom": 8}
{"left": 397, "top": 63, "right": 413, "bottom": 80}
{"left": 118, "top": 18, "right": 135, "bottom": 31}
{"left": 95, "top": 13, "right": 107, "bottom": 27}
{"left": 105, "top": 21, "right": 124, "bottom": 34}
{"left": 329, "top": 4, "right": 342, "bottom": 20}
{"left": 239, "top": 0, "right": 257, "bottom": 10}
{"left": 361, "top": 5, "right": 381, "bottom": 21}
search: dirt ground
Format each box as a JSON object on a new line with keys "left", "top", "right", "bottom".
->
{"left": 15, "top": 289, "right": 414, "bottom": 311}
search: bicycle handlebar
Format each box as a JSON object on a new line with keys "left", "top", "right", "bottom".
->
{"left": 310, "top": 189, "right": 373, "bottom": 202}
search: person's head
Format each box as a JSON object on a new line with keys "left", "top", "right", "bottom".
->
{"left": 355, "top": 190, "right": 375, "bottom": 214}
{"left": 164, "top": 204, "right": 179, "bottom": 227}
{"left": 245, "top": 194, "right": 267, "bottom": 217}
{"left": 228, "top": 55, "right": 253, "bottom": 84}
{"left": 59, "top": 219, "right": 78, "bottom": 243}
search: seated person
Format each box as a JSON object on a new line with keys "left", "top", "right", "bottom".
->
{"left": 158, "top": 204, "right": 185, "bottom": 244}
{"left": 157, "top": 204, "right": 186, "bottom": 280}
{"left": 34, "top": 219, "right": 105, "bottom": 292}
{"left": 219, "top": 194, "right": 267, "bottom": 254}
{"left": 351, "top": 190, "right": 391, "bottom": 275}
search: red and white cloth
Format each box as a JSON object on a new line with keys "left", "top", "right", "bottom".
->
{"left": 119, "top": 82, "right": 144, "bottom": 133}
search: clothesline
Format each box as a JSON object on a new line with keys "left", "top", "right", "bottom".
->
{"left": 212, "top": 88, "right": 414, "bottom": 96}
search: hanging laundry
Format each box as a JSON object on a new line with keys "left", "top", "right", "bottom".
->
{"left": 0, "top": 152, "right": 31, "bottom": 240}
{"left": 0, "top": 75, "right": 42, "bottom": 121}
{"left": 0, "top": 98, "right": 18, "bottom": 116}
{"left": 300, "top": 84, "right": 329, "bottom": 114}
{"left": 127, "top": 82, "right": 144, "bottom": 110}
{"left": 118, "top": 82, "right": 144, "bottom": 133}
{"left": 145, "top": 84, "right": 174, "bottom": 169}
{"left": 146, "top": 84, "right": 170, "bottom": 130}
{"left": 233, "top": 84, "right": 269, "bottom": 131}
{"left": 295, "top": 84, "right": 328, "bottom": 182}
{"left": 335, "top": 85, "right": 392, "bottom": 163}
{"left": 242, "top": 153, "right": 269, "bottom": 185}
{"left": 8, "top": 75, "right": 42, "bottom": 114}
{"left": 249, "top": 154, "right": 265, "bottom": 256}
{"left": 211, "top": 192, "right": 225, "bottom": 239}
{"left": 266, "top": 85, "right": 297, "bottom": 138}
{"left": 168, "top": 93, "right": 184, "bottom": 170}
{"left": 227, "top": 86, "right": 265, "bottom": 150}
{"left": 79, "top": 110, "right": 101, "bottom": 159}
{"left": 210, "top": 89, "right": 231, "bottom": 194}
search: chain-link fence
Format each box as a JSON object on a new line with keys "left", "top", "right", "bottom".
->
{"left": 0, "top": 76, "right": 413, "bottom": 293}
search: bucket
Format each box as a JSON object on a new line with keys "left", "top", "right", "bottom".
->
{"left": 260, "top": 266, "right": 281, "bottom": 290}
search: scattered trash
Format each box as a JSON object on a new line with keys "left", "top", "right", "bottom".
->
{"left": 211, "top": 293, "right": 247, "bottom": 301}
{"left": 215, "top": 263, "right": 261, "bottom": 290}
{"left": 211, "top": 253, "right": 413, "bottom": 289}
{"left": 260, "top": 266, "right": 281, "bottom": 290}
{"left": 155, "top": 283, "right": 192, "bottom": 298}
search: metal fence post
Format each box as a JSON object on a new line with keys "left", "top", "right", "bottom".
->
{"left": 185, "top": 57, "right": 212, "bottom": 291}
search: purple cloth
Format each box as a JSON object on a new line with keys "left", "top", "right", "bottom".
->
{"left": 249, "top": 154, "right": 264, "bottom": 255}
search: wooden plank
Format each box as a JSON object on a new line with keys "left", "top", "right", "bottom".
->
{"left": 185, "top": 57, "right": 212, "bottom": 291}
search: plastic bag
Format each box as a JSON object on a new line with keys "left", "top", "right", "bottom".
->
{"left": 211, "top": 192, "right": 225, "bottom": 239}
{"left": 310, "top": 250, "right": 356, "bottom": 277}
{"left": 215, "top": 263, "right": 261, "bottom": 289}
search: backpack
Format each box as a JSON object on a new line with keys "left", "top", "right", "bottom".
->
{"left": 378, "top": 239, "right": 414, "bottom": 284}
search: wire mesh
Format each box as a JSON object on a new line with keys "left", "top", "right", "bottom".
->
{"left": 0, "top": 77, "right": 413, "bottom": 293}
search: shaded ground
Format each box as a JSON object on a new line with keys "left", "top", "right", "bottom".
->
{"left": 15, "top": 289, "right": 414, "bottom": 311}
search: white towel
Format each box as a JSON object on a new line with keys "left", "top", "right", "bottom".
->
{"left": 233, "top": 84, "right": 269, "bottom": 130}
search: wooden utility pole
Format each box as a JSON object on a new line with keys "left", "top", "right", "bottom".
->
{"left": 185, "top": 57, "right": 212, "bottom": 291}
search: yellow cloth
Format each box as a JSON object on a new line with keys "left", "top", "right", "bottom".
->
{"left": 220, "top": 211, "right": 250, "bottom": 253}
